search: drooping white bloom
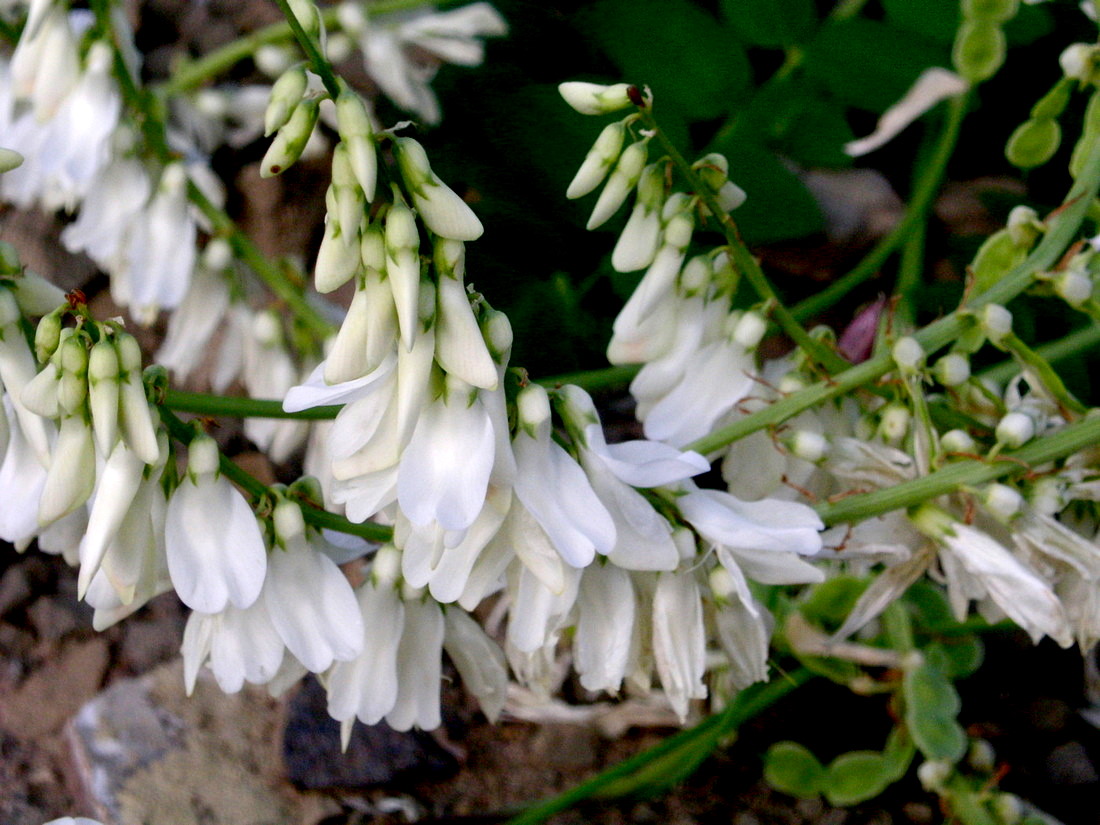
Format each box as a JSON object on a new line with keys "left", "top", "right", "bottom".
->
{"left": 164, "top": 435, "right": 267, "bottom": 613}
{"left": 573, "top": 562, "right": 635, "bottom": 693}
{"left": 678, "top": 486, "right": 825, "bottom": 585}
{"left": 0, "top": 394, "right": 48, "bottom": 548}
{"left": 442, "top": 606, "right": 508, "bottom": 721}
{"left": 264, "top": 499, "right": 364, "bottom": 673}
{"left": 181, "top": 599, "right": 285, "bottom": 695}
{"left": 652, "top": 569, "right": 707, "bottom": 722}
{"left": 512, "top": 384, "right": 615, "bottom": 568}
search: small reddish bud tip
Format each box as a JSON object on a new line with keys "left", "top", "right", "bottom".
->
{"left": 66, "top": 289, "right": 87, "bottom": 309}
{"left": 269, "top": 165, "right": 282, "bottom": 174}
{"left": 627, "top": 85, "right": 645, "bottom": 107}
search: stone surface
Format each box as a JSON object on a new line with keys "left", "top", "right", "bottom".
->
{"left": 67, "top": 659, "right": 336, "bottom": 825}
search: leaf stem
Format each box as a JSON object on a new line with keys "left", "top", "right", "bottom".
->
{"left": 504, "top": 668, "right": 814, "bottom": 825}
{"left": 686, "top": 133, "right": 1100, "bottom": 458}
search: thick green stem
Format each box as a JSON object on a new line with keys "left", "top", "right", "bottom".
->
{"left": 792, "top": 93, "right": 970, "bottom": 322}
{"left": 817, "top": 413, "right": 1100, "bottom": 525}
{"left": 687, "top": 134, "right": 1100, "bottom": 458}
{"left": 504, "top": 668, "right": 814, "bottom": 825}
{"left": 637, "top": 109, "right": 848, "bottom": 375}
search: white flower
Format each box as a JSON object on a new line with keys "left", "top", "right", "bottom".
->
{"left": 442, "top": 606, "right": 508, "bottom": 721}
{"left": 164, "top": 435, "right": 267, "bottom": 613}
{"left": 264, "top": 502, "right": 364, "bottom": 673}
{"left": 397, "top": 376, "right": 496, "bottom": 532}
{"left": 340, "top": 1, "right": 507, "bottom": 125}
{"left": 574, "top": 563, "right": 635, "bottom": 693}
{"left": 181, "top": 599, "right": 285, "bottom": 695}
{"left": 652, "top": 569, "right": 706, "bottom": 721}
{"left": 0, "top": 394, "right": 47, "bottom": 548}
{"left": 678, "top": 486, "right": 825, "bottom": 585}
{"left": 512, "top": 384, "right": 615, "bottom": 568}
{"left": 845, "top": 68, "right": 968, "bottom": 157}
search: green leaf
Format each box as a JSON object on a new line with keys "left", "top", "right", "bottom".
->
{"left": 930, "top": 637, "right": 984, "bottom": 679}
{"left": 881, "top": 727, "right": 917, "bottom": 782}
{"left": 804, "top": 19, "right": 949, "bottom": 113}
{"left": 904, "top": 657, "right": 967, "bottom": 762}
{"left": 799, "top": 576, "right": 869, "bottom": 631}
{"left": 882, "top": 0, "right": 960, "bottom": 44}
{"left": 764, "top": 741, "right": 826, "bottom": 798}
{"left": 823, "top": 751, "right": 891, "bottom": 806}
{"left": 577, "top": 0, "right": 751, "bottom": 121}
{"left": 772, "top": 94, "right": 856, "bottom": 168}
{"left": 720, "top": 0, "right": 816, "bottom": 48}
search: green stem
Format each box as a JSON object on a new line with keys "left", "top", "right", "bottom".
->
{"left": 980, "top": 322, "right": 1100, "bottom": 385}
{"left": 158, "top": 0, "right": 456, "bottom": 95}
{"left": 791, "top": 93, "right": 970, "bottom": 322}
{"left": 273, "top": 0, "right": 341, "bottom": 99}
{"left": 159, "top": 405, "right": 393, "bottom": 541}
{"left": 164, "top": 389, "right": 340, "bottom": 419}
{"left": 637, "top": 109, "right": 849, "bottom": 376}
{"left": 686, "top": 133, "right": 1100, "bottom": 458}
{"left": 817, "top": 412, "right": 1100, "bottom": 526}
{"left": 504, "top": 668, "right": 814, "bottom": 825}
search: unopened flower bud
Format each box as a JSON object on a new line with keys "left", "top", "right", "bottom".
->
{"left": 991, "top": 793, "right": 1022, "bottom": 825}
{"left": 917, "top": 760, "right": 952, "bottom": 792}
{"left": 567, "top": 121, "right": 625, "bottom": 200}
{"left": 335, "top": 89, "right": 377, "bottom": 201}
{"left": 254, "top": 44, "right": 296, "bottom": 78}
{"left": 787, "top": 430, "right": 828, "bottom": 463}
{"left": 264, "top": 63, "right": 308, "bottom": 137}
{"left": 1005, "top": 117, "right": 1060, "bottom": 169}
{"left": 1005, "top": 205, "right": 1041, "bottom": 247}
{"left": 879, "top": 404, "right": 910, "bottom": 442}
{"left": 558, "top": 81, "right": 635, "bottom": 115}
{"left": 733, "top": 311, "right": 767, "bottom": 349}
{"left": 202, "top": 237, "right": 233, "bottom": 271}
{"left": 940, "top": 428, "right": 976, "bottom": 454}
{"left": 1030, "top": 476, "right": 1064, "bottom": 515}
{"left": 1060, "top": 42, "right": 1098, "bottom": 84}
{"left": 261, "top": 97, "right": 320, "bottom": 177}
{"left": 934, "top": 352, "right": 970, "bottom": 387}
{"left": 59, "top": 333, "right": 88, "bottom": 377}
{"left": 287, "top": 0, "right": 323, "bottom": 37}
{"left": 516, "top": 383, "right": 551, "bottom": 437}
{"left": 395, "top": 138, "right": 483, "bottom": 241}
{"left": 679, "top": 255, "right": 712, "bottom": 296}
{"left": 709, "top": 566, "right": 737, "bottom": 603}
{"left": 980, "top": 303, "right": 1013, "bottom": 344}
{"left": 892, "top": 336, "right": 925, "bottom": 374}
{"left": 0, "top": 287, "right": 19, "bottom": 326}
{"left": 1055, "top": 269, "right": 1092, "bottom": 307}
{"left": 274, "top": 497, "right": 307, "bottom": 541}
{"left": 983, "top": 483, "right": 1024, "bottom": 520}
{"left": 88, "top": 338, "right": 120, "bottom": 453}
{"left": 188, "top": 433, "right": 221, "bottom": 478}
{"left": 672, "top": 527, "right": 697, "bottom": 561}
{"left": 587, "top": 139, "right": 648, "bottom": 230}
{"left": 480, "top": 308, "right": 513, "bottom": 362}
{"left": 372, "top": 544, "right": 402, "bottom": 587}
{"left": 0, "top": 148, "right": 23, "bottom": 173}
{"left": 995, "top": 410, "right": 1035, "bottom": 448}
{"left": 778, "top": 374, "right": 806, "bottom": 394}
{"left": 34, "top": 309, "right": 62, "bottom": 363}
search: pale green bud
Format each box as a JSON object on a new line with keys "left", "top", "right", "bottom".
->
{"left": 433, "top": 237, "right": 466, "bottom": 278}
{"left": 941, "top": 428, "right": 977, "bottom": 454}
{"left": 335, "top": 90, "right": 377, "bottom": 201}
{"left": 287, "top": 0, "right": 322, "bottom": 37}
{"left": 34, "top": 310, "right": 63, "bottom": 363}
{"left": 991, "top": 794, "right": 1022, "bottom": 825}
{"left": 254, "top": 44, "right": 295, "bottom": 78}
{"left": 274, "top": 497, "right": 307, "bottom": 541}
{"left": 395, "top": 137, "right": 483, "bottom": 241}
{"left": 892, "top": 336, "right": 925, "bottom": 373}
{"left": 995, "top": 410, "right": 1035, "bottom": 448}
{"left": 1005, "top": 117, "right": 1060, "bottom": 169}
{"left": 733, "top": 311, "right": 767, "bottom": 349}
{"left": 0, "top": 148, "right": 23, "bottom": 174}
{"left": 1055, "top": 269, "right": 1092, "bottom": 307}
{"left": 59, "top": 334, "right": 88, "bottom": 377}
{"left": 1060, "top": 43, "right": 1099, "bottom": 84}
{"left": 385, "top": 201, "right": 419, "bottom": 252}
{"left": 261, "top": 97, "right": 320, "bottom": 177}
{"left": 360, "top": 223, "right": 386, "bottom": 272}
{"left": 188, "top": 433, "right": 221, "bottom": 478}
{"left": 558, "top": 81, "right": 635, "bottom": 115}
{"left": 953, "top": 20, "right": 1006, "bottom": 84}
{"left": 0, "top": 287, "right": 20, "bottom": 326}
{"left": 88, "top": 338, "right": 120, "bottom": 454}
{"left": 567, "top": 121, "right": 626, "bottom": 200}
{"left": 1006, "top": 205, "right": 1041, "bottom": 247}
{"left": 980, "top": 303, "right": 1013, "bottom": 344}
{"left": 709, "top": 566, "right": 737, "bottom": 604}
{"left": 372, "top": 545, "right": 402, "bottom": 587}
{"left": 933, "top": 352, "right": 970, "bottom": 387}
{"left": 264, "top": 63, "right": 308, "bottom": 137}
{"left": 202, "top": 237, "right": 233, "bottom": 271}
{"left": 587, "top": 140, "right": 647, "bottom": 230}
{"left": 516, "top": 383, "right": 551, "bottom": 437}
{"left": 983, "top": 483, "right": 1024, "bottom": 520}
{"left": 917, "top": 760, "right": 952, "bottom": 793}
{"left": 879, "top": 404, "right": 910, "bottom": 442}
{"left": 787, "top": 430, "right": 828, "bottom": 463}
{"left": 679, "top": 255, "right": 712, "bottom": 296}
{"left": 480, "top": 309, "right": 513, "bottom": 363}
